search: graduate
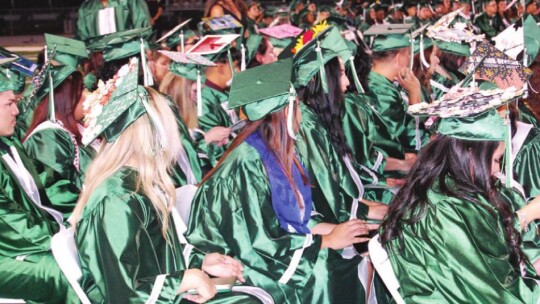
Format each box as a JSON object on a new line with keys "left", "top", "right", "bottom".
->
{"left": 23, "top": 35, "right": 96, "bottom": 220}
{"left": 187, "top": 58, "right": 375, "bottom": 303}
{"left": 364, "top": 24, "right": 426, "bottom": 159}
{"left": 76, "top": 0, "right": 152, "bottom": 41}
{"left": 473, "top": 0, "right": 503, "bottom": 39}
{"left": 71, "top": 58, "right": 257, "bottom": 303}
{"left": 380, "top": 107, "right": 540, "bottom": 303}
{"left": 0, "top": 57, "right": 76, "bottom": 303}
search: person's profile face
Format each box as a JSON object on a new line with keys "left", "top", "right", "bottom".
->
{"left": 0, "top": 90, "right": 19, "bottom": 137}
{"left": 338, "top": 58, "right": 350, "bottom": 93}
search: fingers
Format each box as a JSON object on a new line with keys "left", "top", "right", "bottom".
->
{"left": 366, "top": 223, "right": 380, "bottom": 231}
{"left": 184, "top": 294, "right": 211, "bottom": 304}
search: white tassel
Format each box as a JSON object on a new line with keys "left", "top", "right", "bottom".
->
{"left": 287, "top": 85, "right": 297, "bottom": 140}
{"left": 241, "top": 44, "right": 246, "bottom": 71}
{"left": 180, "top": 30, "right": 185, "bottom": 53}
{"left": 409, "top": 34, "right": 414, "bottom": 71}
{"left": 197, "top": 70, "right": 203, "bottom": 117}
{"left": 45, "top": 45, "right": 56, "bottom": 122}
{"left": 141, "top": 92, "right": 168, "bottom": 150}
{"left": 348, "top": 56, "right": 365, "bottom": 93}
{"left": 419, "top": 35, "right": 430, "bottom": 69}
{"left": 140, "top": 38, "right": 154, "bottom": 87}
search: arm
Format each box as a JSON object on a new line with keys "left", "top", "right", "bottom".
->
{"left": 151, "top": 7, "right": 163, "bottom": 25}
{"left": 209, "top": 5, "right": 225, "bottom": 18}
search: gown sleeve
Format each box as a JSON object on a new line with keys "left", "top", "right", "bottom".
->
{"left": 76, "top": 193, "right": 184, "bottom": 303}
{"left": 24, "top": 128, "right": 81, "bottom": 219}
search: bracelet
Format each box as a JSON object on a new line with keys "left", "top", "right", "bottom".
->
{"left": 516, "top": 210, "right": 529, "bottom": 231}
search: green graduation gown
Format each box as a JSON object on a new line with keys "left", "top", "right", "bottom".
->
{"left": 429, "top": 70, "right": 459, "bottom": 102}
{"left": 513, "top": 123, "right": 540, "bottom": 198}
{"left": 76, "top": 167, "right": 257, "bottom": 303}
{"left": 196, "top": 86, "right": 233, "bottom": 166}
{"left": 367, "top": 71, "right": 421, "bottom": 156}
{"left": 186, "top": 141, "right": 365, "bottom": 304}
{"left": 23, "top": 122, "right": 96, "bottom": 220}
{"left": 0, "top": 137, "right": 75, "bottom": 303}
{"left": 473, "top": 13, "right": 502, "bottom": 40}
{"left": 296, "top": 103, "right": 368, "bottom": 224}
{"left": 385, "top": 185, "right": 540, "bottom": 303}
{"left": 76, "top": 0, "right": 151, "bottom": 41}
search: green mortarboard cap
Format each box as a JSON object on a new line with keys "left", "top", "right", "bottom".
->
{"left": 82, "top": 57, "right": 149, "bottom": 145}
{"left": 435, "top": 40, "right": 470, "bottom": 56}
{"left": 100, "top": 28, "right": 153, "bottom": 62}
{"left": 169, "top": 62, "right": 204, "bottom": 82}
{"left": 244, "top": 34, "right": 264, "bottom": 67}
{"left": 160, "top": 50, "right": 215, "bottom": 81}
{"left": 0, "top": 64, "right": 25, "bottom": 93}
{"left": 263, "top": 5, "right": 278, "bottom": 16}
{"left": 45, "top": 34, "right": 88, "bottom": 68}
{"left": 288, "top": 25, "right": 352, "bottom": 88}
{"left": 364, "top": 24, "right": 414, "bottom": 52}
{"left": 436, "top": 109, "right": 506, "bottom": 141}
{"left": 21, "top": 64, "right": 76, "bottom": 111}
{"left": 87, "top": 27, "right": 153, "bottom": 52}
{"left": 229, "top": 58, "right": 293, "bottom": 121}
{"left": 157, "top": 19, "right": 193, "bottom": 49}
{"left": 414, "top": 36, "right": 433, "bottom": 54}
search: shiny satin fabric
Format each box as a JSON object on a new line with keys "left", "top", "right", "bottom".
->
{"left": 197, "top": 86, "right": 233, "bottom": 166}
{"left": 367, "top": 71, "right": 420, "bottom": 156}
{"left": 296, "top": 103, "right": 368, "bottom": 224}
{"left": 24, "top": 127, "right": 95, "bottom": 220}
{"left": 76, "top": 167, "right": 257, "bottom": 303}
{"left": 0, "top": 138, "right": 75, "bottom": 303}
{"left": 76, "top": 0, "right": 151, "bottom": 41}
{"left": 518, "top": 103, "right": 540, "bottom": 128}
{"left": 514, "top": 127, "right": 540, "bottom": 198}
{"left": 430, "top": 71, "right": 458, "bottom": 102}
{"left": 186, "top": 142, "right": 365, "bottom": 303}
{"left": 386, "top": 185, "right": 540, "bottom": 303}
{"left": 167, "top": 99, "right": 203, "bottom": 187}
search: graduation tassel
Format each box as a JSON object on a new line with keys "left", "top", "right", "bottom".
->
{"left": 409, "top": 34, "right": 414, "bottom": 71}
{"left": 197, "top": 69, "right": 203, "bottom": 117}
{"left": 140, "top": 37, "right": 154, "bottom": 87}
{"left": 419, "top": 34, "right": 430, "bottom": 69}
{"left": 504, "top": 109, "right": 513, "bottom": 188}
{"left": 287, "top": 85, "right": 297, "bottom": 140}
{"left": 45, "top": 45, "right": 56, "bottom": 122}
{"left": 348, "top": 56, "right": 365, "bottom": 93}
{"left": 180, "top": 30, "right": 185, "bottom": 53}
{"left": 140, "top": 91, "right": 169, "bottom": 151}
{"left": 240, "top": 43, "right": 246, "bottom": 71}
{"left": 316, "top": 41, "right": 328, "bottom": 94}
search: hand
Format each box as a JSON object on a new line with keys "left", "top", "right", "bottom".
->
{"left": 204, "top": 127, "right": 231, "bottom": 145}
{"left": 386, "top": 178, "right": 406, "bottom": 188}
{"left": 178, "top": 269, "right": 216, "bottom": 303}
{"left": 321, "top": 219, "right": 377, "bottom": 250}
{"left": 396, "top": 68, "right": 421, "bottom": 104}
{"left": 516, "top": 195, "right": 540, "bottom": 230}
{"left": 363, "top": 200, "right": 389, "bottom": 220}
{"left": 402, "top": 153, "right": 418, "bottom": 171}
{"left": 202, "top": 253, "right": 245, "bottom": 283}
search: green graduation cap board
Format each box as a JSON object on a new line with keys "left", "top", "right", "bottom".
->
{"left": 229, "top": 58, "right": 293, "bottom": 121}
{"left": 82, "top": 57, "right": 147, "bottom": 145}
{"left": 45, "top": 34, "right": 88, "bottom": 68}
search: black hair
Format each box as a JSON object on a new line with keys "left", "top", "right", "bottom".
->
{"left": 352, "top": 44, "right": 372, "bottom": 94}
{"left": 437, "top": 51, "right": 466, "bottom": 81}
{"left": 299, "top": 56, "right": 352, "bottom": 158}
{"left": 380, "top": 135, "right": 526, "bottom": 268}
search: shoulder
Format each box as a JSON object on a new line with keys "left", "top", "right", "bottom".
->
{"left": 209, "top": 4, "right": 225, "bottom": 17}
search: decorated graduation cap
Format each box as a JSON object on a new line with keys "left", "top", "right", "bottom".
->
{"left": 426, "top": 8, "right": 484, "bottom": 51}
{"left": 82, "top": 57, "right": 168, "bottom": 149}
{"left": 199, "top": 15, "right": 243, "bottom": 36}
{"left": 258, "top": 24, "right": 303, "bottom": 49}
{"left": 187, "top": 34, "right": 240, "bottom": 79}
{"left": 409, "top": 84, "right": 524, "bottom": 187}
{"left": 0, "top": 56, "right": 26, "bottom": 93}
{"left": 160, "top": 50, "right": 216, "bottom": 116}
{"left": 157, "top": 19, "right": 193, "bottom": 51}
{"left": 45, "top": 34, "right": 88, "bottom": 68}
{"left": 229, "top": 58, "right": 298, "bottom": 138}
{"left": 0, "top": 47, "right": 38, "bottom": 78}
{"left": 286, "top": 23, "right": 351, "bottom": 93}
{"left": 493, "top": 16, "right": 540, "bottom": 67}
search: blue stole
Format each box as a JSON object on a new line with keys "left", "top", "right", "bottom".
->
{"left": 246, "top": 131, "right": 312, "bottom": 234}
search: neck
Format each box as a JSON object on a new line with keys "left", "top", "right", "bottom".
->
{"left": 372, "top": 61, "right": 397, "bottom": 81}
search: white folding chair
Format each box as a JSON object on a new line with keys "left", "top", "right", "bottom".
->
{"left": 50, "top": 227, "right": 92, "bottom": 304}
{"left": 368, "top": 234, "right": 406, "bottom": 304}
{"left": 175, "top": 184, "right": 198, "bottom": 224}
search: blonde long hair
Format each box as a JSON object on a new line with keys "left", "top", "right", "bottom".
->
{"left": 71, "top": 87, "right": 181, "bottom": 237}
{"left": 160, "top": 72, "right": 198, "bottom": 129}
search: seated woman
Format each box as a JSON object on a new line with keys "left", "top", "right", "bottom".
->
{"left": 187, "top": 59, "right": 374, "bottom": 303}
{"left": 23, "top": 71, "right": 96, "bottom": 220}
{"left": 71, "top": 59, "right": 256, "bottom": 303}
{"left": 380, "top": 109, "right": 540, "bottom": 303}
